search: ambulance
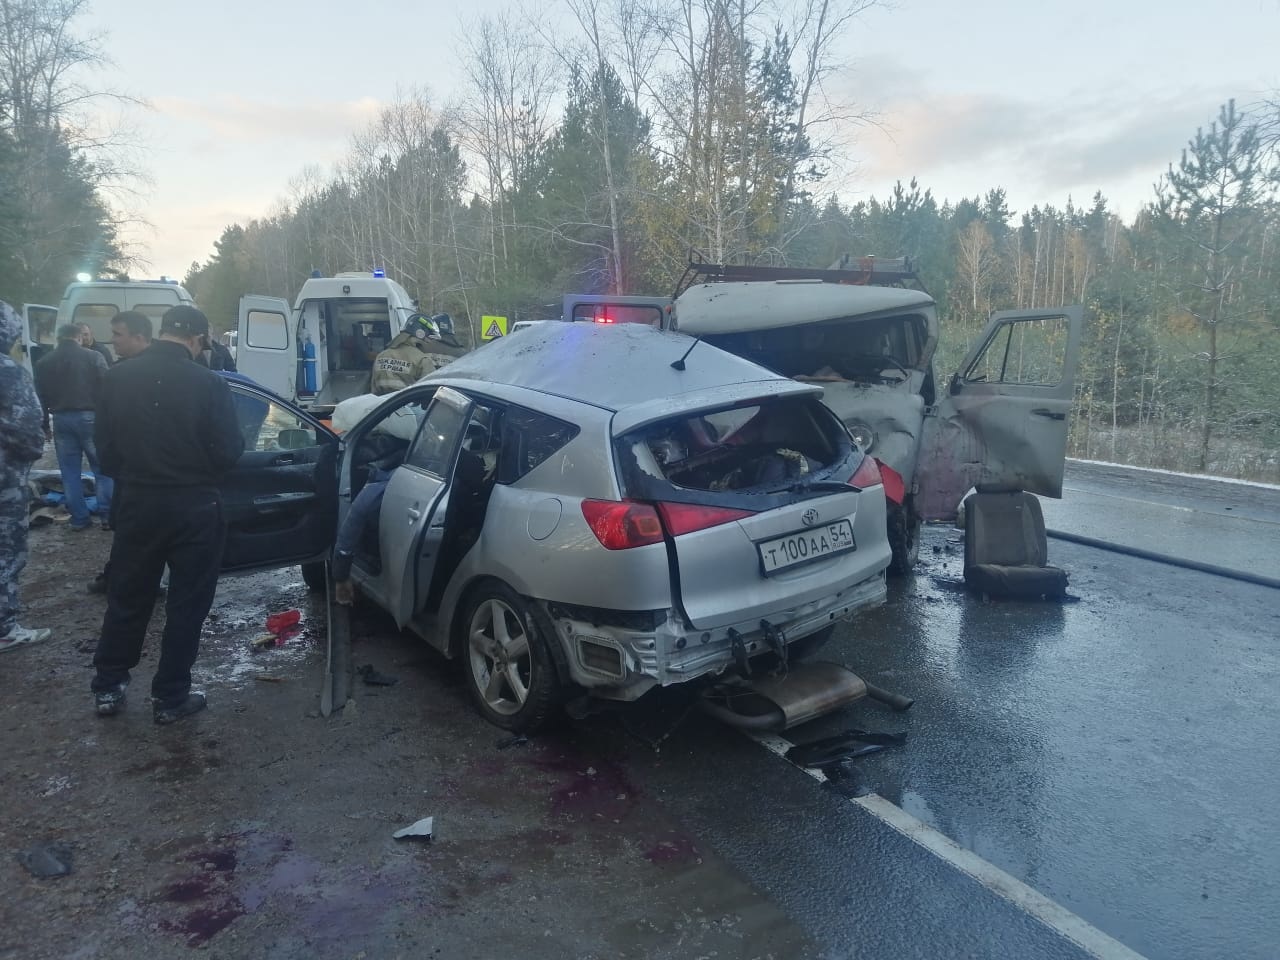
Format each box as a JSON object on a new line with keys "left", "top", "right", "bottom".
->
{"left": 237, "top": 271, "right": 421, "bottom": 415}
{"left": 16, "top": 279, "right": 194, "bottom": 368}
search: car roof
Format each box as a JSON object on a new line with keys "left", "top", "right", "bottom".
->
{"left": 675, "top": 281, "right": 936, "bottom": 335}
{"left": 432, "top": 321, "right": 815, "bottom": 415}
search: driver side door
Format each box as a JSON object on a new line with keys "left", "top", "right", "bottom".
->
{"left": 219, "top": 381, "right": 340, "bottom": 572}
{"left": 915, "top": 306, "right": 1083, "bottom": 521}
{"left": 371, "top": 386, "right": 472, "bottom": 627}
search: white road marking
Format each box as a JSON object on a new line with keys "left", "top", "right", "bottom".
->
{"left": 1061, "top": 485, "right": 1196, "bottom": 513}
{"left": 748, "top": 731, "right": 1150, "bottom": 960}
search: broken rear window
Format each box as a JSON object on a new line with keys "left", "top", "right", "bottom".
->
{"left": 703, "top": 313, "right": 926, "bottom": 383}
{"left": 616, "top": 396, "right": 851, "bottom": 503}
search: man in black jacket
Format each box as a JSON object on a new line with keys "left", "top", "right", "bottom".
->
{"left": 91, "top": 305, "right": 245, "bottom": 724}
{"left": 34, "top": 324, "right": 110, "bottom": 529}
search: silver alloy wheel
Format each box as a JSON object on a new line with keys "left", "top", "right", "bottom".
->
{"left": 467, "top": 598, "right": 533, "bottom": 717}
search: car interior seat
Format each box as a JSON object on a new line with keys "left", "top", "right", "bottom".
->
{"left": 963, "top": 491, "right": 1069, "bottom": 599}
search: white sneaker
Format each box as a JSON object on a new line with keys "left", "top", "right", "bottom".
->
{"left": 0, "top": 626, "right": 52, "bottom": 652}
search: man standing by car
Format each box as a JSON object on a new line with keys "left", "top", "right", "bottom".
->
{"left": 34, "top": 324, "right": 111, "bottom": 530}
{"left": 0, "top": 302, "right": 52, "bottom": 653}
{"left": 87, "top": 311, "right": 154, "bottom": 593}
{"left": 370, "top": 313, "right": 462, "bottom": 395}
{"left": 90, "top": 305, "right": 244, "bottom": 724}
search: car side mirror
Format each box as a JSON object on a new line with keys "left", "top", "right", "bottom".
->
{"left": 949, "top": 372, "right": 963, "bottom": 395}
{"left": 277, "top": 428, "right": 314, "bottom": 450}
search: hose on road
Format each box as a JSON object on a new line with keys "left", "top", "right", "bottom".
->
{"left": 1046, "top": 528, "right": 1280, "bottom": 590}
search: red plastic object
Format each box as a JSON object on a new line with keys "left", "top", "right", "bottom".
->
{"left": 874, "top": 459, "right": 905, "bottom": 505}
{"left": 266, "top": 609, "right": 301, "bottom": 635}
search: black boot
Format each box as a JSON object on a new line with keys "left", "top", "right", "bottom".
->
{"left": 153, "top": 692, "right": 207, "bottom": 725}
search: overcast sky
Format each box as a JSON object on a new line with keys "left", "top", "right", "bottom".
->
{"left": 81, "top": 0, "right": 1280, "bottom": 278}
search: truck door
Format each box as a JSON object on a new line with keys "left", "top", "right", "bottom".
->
{"left": 237, "top": 296, "right": 295, "bottom": 399}
{"left": 915, "top": 306, "right": 1083, "bottom": 521}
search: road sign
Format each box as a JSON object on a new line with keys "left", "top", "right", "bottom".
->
{"left": 481, "top": 315, "right": 508, "bottom": 340}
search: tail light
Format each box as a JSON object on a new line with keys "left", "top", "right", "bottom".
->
{"left": 656, "top": 502, "right": 754, "bottom": 536}
{"left": 582, "top": 500, "right": 664, "bottom": 550}
{"left": 875, "top": 459, "right": 904, "bottom": 504}
{"left": 848, "top": 456, "right": 883, "bottom": 490}
{"left": 582, "top": 499, "right": 755, "bottom": 548}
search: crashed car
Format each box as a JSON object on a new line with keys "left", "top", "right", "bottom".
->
{"left": 674, "top": 282, "right": 1082, "bottom": 574}
{"left": 215, "top": 322, "right": 892, "bottom": 731}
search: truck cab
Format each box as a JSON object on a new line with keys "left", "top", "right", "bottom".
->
{"left": 237, "top": 272, "right": 419, "bottom": 415}
{"left": 562, "top": 293, "right": 673, "bottom": 329}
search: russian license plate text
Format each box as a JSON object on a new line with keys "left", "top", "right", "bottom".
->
{"left": 758, "top": 520, "right": 856, "bottom": 575}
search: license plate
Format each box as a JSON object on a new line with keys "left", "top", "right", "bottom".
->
{"left": 758, "top": 520, "right": 856, "bottom": 575}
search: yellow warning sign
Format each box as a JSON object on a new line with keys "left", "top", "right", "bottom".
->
{"left": 481, "top": 315, "right": 508, "bottom": 340}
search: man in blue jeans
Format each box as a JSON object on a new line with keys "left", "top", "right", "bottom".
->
{"left": 34, "top": 324, "right": 111, "bottom": 529}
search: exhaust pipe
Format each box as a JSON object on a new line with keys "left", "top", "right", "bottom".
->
{"left": 699, "top": 661, "right": 912, "bottom": 731}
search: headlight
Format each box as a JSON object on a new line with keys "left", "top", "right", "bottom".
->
{"left": 846, "top": 420, "right": 876, "bottom": 452}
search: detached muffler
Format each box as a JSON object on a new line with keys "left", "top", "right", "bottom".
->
{"left": 699, "top": 661, "right": 913, "bottom": 732}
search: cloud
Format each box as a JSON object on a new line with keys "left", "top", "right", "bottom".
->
{"left": 846, "top": 68, "right": 1238, "bottom": 210}
{"left": 151, "top": 95, "right": 384, "bottom": 146}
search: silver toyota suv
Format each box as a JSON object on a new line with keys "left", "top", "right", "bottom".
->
{"left": 215, "top": 323, "right": 892, "bottom": 731}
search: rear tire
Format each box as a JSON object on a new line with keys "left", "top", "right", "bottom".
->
{"left": 887, "top": 504, "right": 920, "bottom": 577}
{"left": 301, "top": 561, "right": 327, "bottom": 593}
{"left": 461, "top": 581, "right": 563, "bottom": 733}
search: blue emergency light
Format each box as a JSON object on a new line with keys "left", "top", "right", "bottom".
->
{"left": 372, "top": 268, "right": 386, "bottom": 278}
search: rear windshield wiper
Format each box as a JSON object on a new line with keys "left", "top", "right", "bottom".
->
{"left": 786, "top": 479, "right": 854, "bottom": 495}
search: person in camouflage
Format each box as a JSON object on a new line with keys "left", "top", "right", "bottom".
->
{"left": 0, "top": 301, "right": 52, "bottom": 651}
{"left": 369, "top": 313, "right": 462, "bottom": 395}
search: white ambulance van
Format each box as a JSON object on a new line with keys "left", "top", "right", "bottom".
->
{"left": 237, "top": 271, "right": 419, "bottom": 415}
{"left": 23, "top": 279, "right": 197, "bottom": 366}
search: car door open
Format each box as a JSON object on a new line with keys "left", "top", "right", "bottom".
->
{"left": 237, "top": 295, "right": 295, "bottom": 400}
{"left": 915, "top": 306, "right": 1083, "bottom": 521}
{"left": 219, "top": 383, "right": 340, "bottom": 573}
{"left": 375, "top": 386, "right": 472, "bottom": 628}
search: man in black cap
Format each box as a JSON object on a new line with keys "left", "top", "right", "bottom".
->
{"left": 90, "top": 305, "right": 245, "bottom": 724}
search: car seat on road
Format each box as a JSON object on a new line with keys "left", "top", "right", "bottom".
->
{"left": 963, "top": 491, "right": 1069, "bottom": 599}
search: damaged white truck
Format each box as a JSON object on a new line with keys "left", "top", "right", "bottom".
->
{"left": 564, "top": 262, "right": 1083, "bottom": 575}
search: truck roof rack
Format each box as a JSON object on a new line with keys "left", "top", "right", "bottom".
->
{"left": 672, "top": 254, "right": 921, "bottom": 299}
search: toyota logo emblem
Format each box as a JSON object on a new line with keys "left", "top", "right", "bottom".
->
{"left": 801, "top": 508, "right": 819, "bottom": 526}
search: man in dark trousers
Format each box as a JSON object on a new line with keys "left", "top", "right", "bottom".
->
{"left": 91, "top": 305, "right": 244, "bottom": 724}
{"left": 34, "top": 323, "right": 111, "bottom": 529}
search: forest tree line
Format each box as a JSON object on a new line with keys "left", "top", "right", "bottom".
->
{"left": 0, "top": 0, "right": 129, "bottom": 304}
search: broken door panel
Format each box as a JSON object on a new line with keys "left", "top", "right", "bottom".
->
{"left": 915, "top": 306, "right": 1083, "bottom": 521}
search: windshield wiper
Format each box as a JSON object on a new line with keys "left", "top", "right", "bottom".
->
{"left": 786, "top": 479, "right": 853, "bottom": 495}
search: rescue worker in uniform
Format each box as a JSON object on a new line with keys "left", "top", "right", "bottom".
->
{"left": 370, "top": 313, "right": 462, "bottom": 395}
{"left": 0, "top": 301, "right": 52, "bottom": 652}
{"left": 90, "top": 305, "right": 244, "bottom": 724}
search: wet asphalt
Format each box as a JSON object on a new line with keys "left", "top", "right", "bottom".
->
{"left": 680, "top": 463, "right": 1280, "bottom": 960}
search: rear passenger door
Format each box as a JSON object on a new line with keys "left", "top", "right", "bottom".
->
{"left": 219, "top": 382, "right": 340, "bottom": 573}
{"left": 376, "top": 386, "right": 472, "bottom": 627}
